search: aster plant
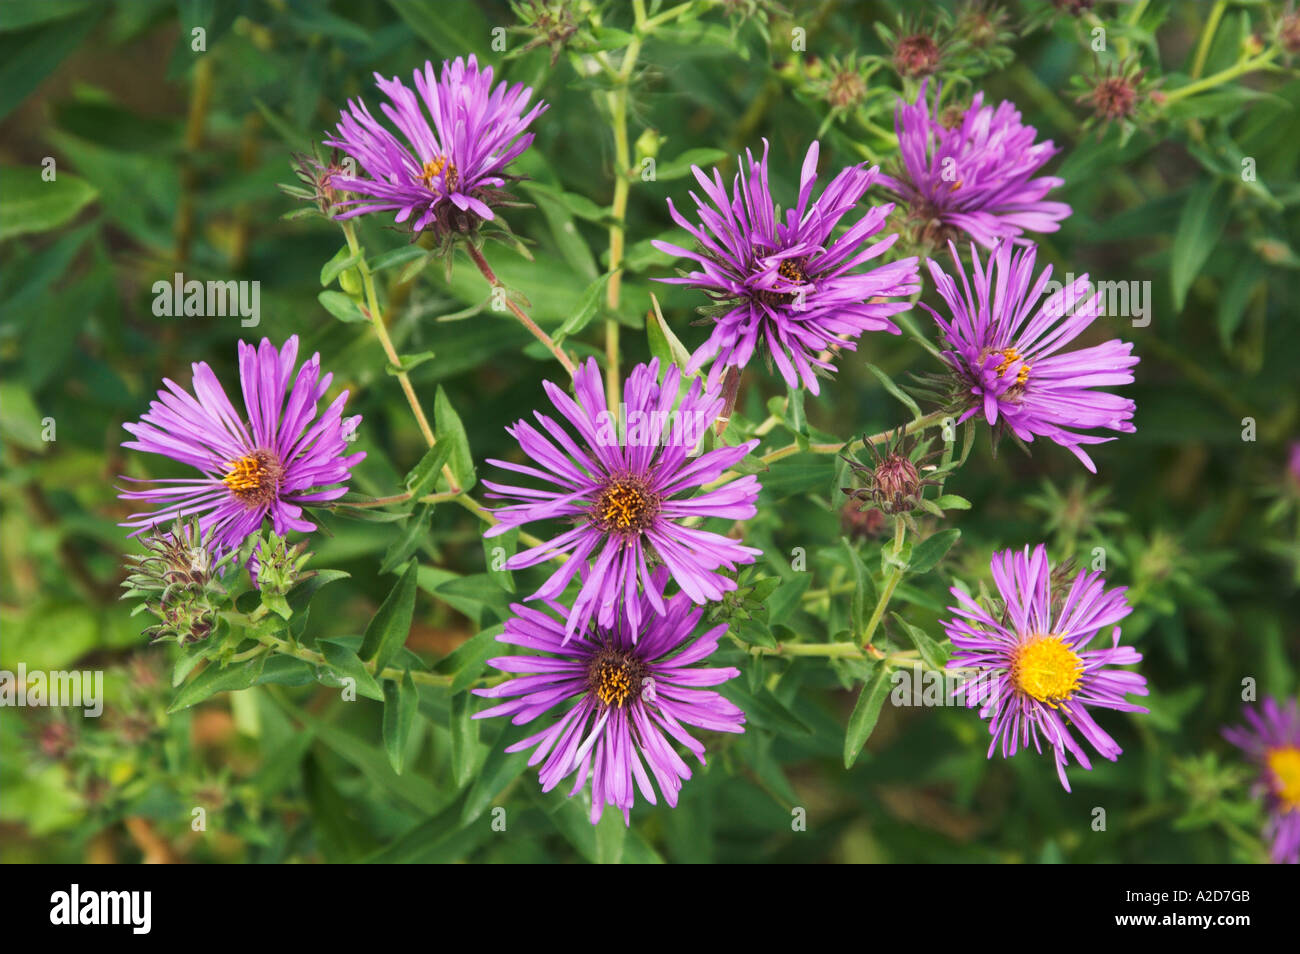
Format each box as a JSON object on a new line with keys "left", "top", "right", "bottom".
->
{"left": 879, "top": 81, "right": 1070, "bottom": 248}
{"left": 326, "top": 55, "right": 547, "bottom": 241}
{"left": 1223, "top": 698, "right": 1300, "bottom": 864}
{"left": 923, "top": 240, "right": 1138, "bottom": 472}
{"left": 119, "top": 336, "right": 364, "bottom": 555}
{"left": 473, "top": 571, "right": 745, "bottom": 825}
{"left": 653, "top": 139, "right": 920, "bottom": 395}
{"left": 944, "top": 544, "right": 1149, "bottom": 791}
{"left": 483, "top": 357, "right": 762, "bottom": 641}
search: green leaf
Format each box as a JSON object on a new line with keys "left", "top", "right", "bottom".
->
{"left": 0, "top": 12, "right": 101, "bottom": 121}
{"left": 934, "top": 494, "right": 971, "bottom": 510}
{"left": 1170, "top": 184, "right": 1230, "bottom": 312}
{"left": 382, "top": 672, "right": 418, "bottom": 775}
{"left": 595, "top": 808, "right": 627, "bottom": 864}
{"left": 386, "top": 350, "right": 436, "bottom": 374}
{"left": 842, "top": 537, "right": 873, "bottom": 635}
{"left": 449, "top": 691, "right": 480, "bottom": 788}
{"left": 892, "top": 615, "right": 950, "bottom": 671}
{"left": 317, "top": 638, "right": 384, "bottom": 701}
{"left": 380, "top": 504, "right": 432, "bottom": 575}
{"left": 169, "top": 658, "right": 260, "bottom": 713}
{"left": 654, "top": 148, "right": 729, "bottom": 181}
{"left": 0, "top": 381, "right": 47, "bottom": 450}
{"left": 435, "top": 385, "right": 476, "bottom": 491}
{"left": 645, "top": 293, "right": 694, "bottom": 371}
{"left": 358, "top": 561, "right": 418, "bottom": 673}
{"left": 843, "top": 663, "right": 890, "bottom": 769}
{"left": 864, "top": 363, "right": 922, "bottom": 419}
{"left": 320, "top": 245, "right": 362, "bottom": 287}
{"left": 368, "top": 245, "right": 427, "bottom": 273}
{"left": 909, "top": 529, "right": 960, "bottom": 574}
{"left": 0, "top": 167, "right": 98, "bottom": 240}
{"left": 403, "top": 442, "right": 452, "bottom": 498}
{"left": 318, "top": 289, "right": 366, "bottom": 323}
{"left": 554, "top": 271, "right": 612, "bottom": 343}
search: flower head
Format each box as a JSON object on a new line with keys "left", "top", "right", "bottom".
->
{"left": 653, "top": 140, "right": 920, "bottom": 395}
{"left": 880, "top": 81, "right": 1070, "bottom": 249}
{"left": 1223, "top": 697, "right": 1300, "bottom": 864}
{"left": 923, "top": 240, "right": 1138, "bottom": 472}
{"left": 326, "top": 55, "right": 546, "bottom": 237}
{"left": 120, "top": 336, "right": 363, "bottom": 555}
{"left": 944, "top": 543, "right": 1149, "bottom": 791}
{"left": 474, "top": 572, "right": 745, "bottom": 824}
{"left": 484, "top": 358, "right": 761, "bottom": 641}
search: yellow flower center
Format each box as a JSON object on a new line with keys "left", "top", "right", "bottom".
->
{"left": 222, "top": 450, "right": 282, "bottom": 508}
{"left": 418, "top": 155, "right": 457, "bottom": 191}
{"left": 592, "top": 479, "right": 658, "bottom": 534}
{"left": 1266, "top": 746, "right": 1300, "bottom": 812}
{"left": 1011, "top": 634, "right": 1084, "bottom": 706}
{"left": 589, "top": 651, "right": 643, "bottom": 708}
{"left": 778, "top": 258, "right": 807, "bottom": 285}
{"left": 994, "top": 347, "right": 1031, "bottom": 386}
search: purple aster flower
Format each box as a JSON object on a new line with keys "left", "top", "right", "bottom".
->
{"left": 923, "top": 240, "right": 1138, "bottom": 472}
{"left": 1223, "top": 697, "right": 1300, "bottom": 864}
{"left": 325, "top": 55, "right": 546, "bottom": 235}
{"left": 473, "top": 571, "right": 745, "bottom": 825}
{"left": 483, "top": 357, "right": 761, "bottom": 642}
{"left": 652, "top": 139, "right": 920, "bottom": 396}
{"left": 943, "top": 543, "right": 1149, "bottom": 792}
{"left": 120, "top": 336, "right": 364, "bottom": 556}
{"left": 878, "top": 81, "right": 1070, "bottom": 248}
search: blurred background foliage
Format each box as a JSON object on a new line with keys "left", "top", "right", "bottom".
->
{"left": 1, "top": 0, "right": 1298, "bottom": 863}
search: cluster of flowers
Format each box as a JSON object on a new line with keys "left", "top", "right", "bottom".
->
{"left": 122, "top": 55, "right": 1269, "bottom": 836}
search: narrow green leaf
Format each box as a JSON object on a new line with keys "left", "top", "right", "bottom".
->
{"left": 435, "top": 385, "right": 476, "bottom": 491}
{"left": 864, "top": 363, "right": 922, "bottom": 418}
{"left": 382, "top": 672, "right": 418, "bottom": 775}
{"left": 317, "top": 638, "right": 384, "bottom": 701}
{"left": 909, "top": 528, "right": 961, "bottom": 574}
{"left": 403, "top": 442, "right": 452, "bottom": 498}
{"left": 358, "top": 561, "right": 418, "bottom": 672}
{"left": 318, "top": 289, "right": 365, "bottom": 323}
{"left": 1170, "top": 184, "right": 1230, "bottom": 312}
{"left": 320, "top": 244, "right": 362, "bottom": 287}
{"left": 0, "top": 167, "right": 98, "bottom": 240}
{"left": 843, "top": 664, "right": 890, "bottom": 769}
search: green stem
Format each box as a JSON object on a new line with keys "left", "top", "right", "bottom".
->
{"left": 861, "top": 518, "right": 906, "bottom": 649}
{"left": 1164, "top": 47, "right": 1280, "bottom": 104}
{"left": 1190, "top": 0, "right": 1227, "bottom": 80}
{"left": 340, "top": 221, "right": 442, "bottom": 458}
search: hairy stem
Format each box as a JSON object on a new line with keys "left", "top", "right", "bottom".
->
{"left": 466, "top": 243, "right": 576, "bottom": 375}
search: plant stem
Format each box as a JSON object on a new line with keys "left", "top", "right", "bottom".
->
{"left": 861, "top": 518, "right": 907, "bottom": 649}
{"left": 1190, "top": 0, "right": 1227, "bottom": 80}
{"left": 601, "top": 0, "right": 647, "bottom": 410}
{"left": 1164, "top": 47, "right": 1280, "bottom": 103}
{"left": 340, "top": 221, "right": 441, "bottom": 457}
{"left": 465, "top": 243, "right": 576, "bottom": 375}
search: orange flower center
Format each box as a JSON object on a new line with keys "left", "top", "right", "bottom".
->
{"left": 994, "top": 347, "right": 1031, "bottom": 386}
{"left": 222, "top": 450, "right": 282, "bottom": 508}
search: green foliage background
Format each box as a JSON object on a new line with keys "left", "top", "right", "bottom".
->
{"left": 1, "top": 0, "right": 1298, "bottom": 863}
